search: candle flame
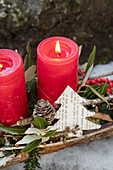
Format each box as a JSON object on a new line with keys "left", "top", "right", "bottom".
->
{"left": 55, "top": 41, "right": 61, "bottom": 54}
{"left": 0, "top": 64, "right": 3, "bottom": 69}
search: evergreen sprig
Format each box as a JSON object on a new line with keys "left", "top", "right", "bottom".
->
{"left": 24, "top": 148, "right": 44, "bottom": 170}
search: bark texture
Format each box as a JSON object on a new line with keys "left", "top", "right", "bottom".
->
{"left": 1, "top": 123, "right": 113, "bottom": 169}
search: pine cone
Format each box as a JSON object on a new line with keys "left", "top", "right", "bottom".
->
{"left": 33, "top": 99, "right": 56, "bottom": 125}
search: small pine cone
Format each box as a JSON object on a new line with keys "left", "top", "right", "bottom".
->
{"left": 33, "top": 99, "right": 56, "bottom": 125}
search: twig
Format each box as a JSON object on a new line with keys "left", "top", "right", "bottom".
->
{"left": 90, "top": 71, "right": 113, "bottom": 79}
{"left": 3, "top": 135, "right": 20, "bottom": 141}
{"left": 77, "top": 85, "right": 82, "bottom": 93}
{"left": 0, "top": 146, "right": 25, "bottom": 151}
{"left": 17, "top": 117, "right": 33, "bottom": 126}
{"left": 50, "top": 132, "right": 68, "bottom": 142}
{"left": 82, "top": 95, "right": 113, "bottom": 106}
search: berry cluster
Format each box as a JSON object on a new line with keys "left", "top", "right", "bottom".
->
{"left": 78, "top": 68, "right": 113, "bottom": 94}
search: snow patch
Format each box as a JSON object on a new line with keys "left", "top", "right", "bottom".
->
{"left": 0, "top": 154, "right": 15, "bottom": 167}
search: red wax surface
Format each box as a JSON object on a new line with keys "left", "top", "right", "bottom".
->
{"left": 0, "top": 59, "right": 12, "bottom": 73}
{"left": 0, "top": 50, "right": 28, "bottom": 126}
{"left": 37, "top": 37, "right": 79, "bottom": 104}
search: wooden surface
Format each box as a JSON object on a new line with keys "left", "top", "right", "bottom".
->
{"left": 1, "top": 124, "right": 113, "bottom": 169}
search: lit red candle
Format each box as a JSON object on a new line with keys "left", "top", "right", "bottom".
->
{"left": 0, "top": 49, "right": 28, "bottom": 126}
{"left": 37, "top": 37, "right": 79, "bottom": 104}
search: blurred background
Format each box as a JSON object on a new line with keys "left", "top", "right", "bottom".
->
{"left": 0, "top": 0, "right": 113, "bottom": 64}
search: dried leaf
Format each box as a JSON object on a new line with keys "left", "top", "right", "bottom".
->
{"left": 91, "top": 113, "right": 113, "bottom": 122}
{"left": 25, "top": 65, "right": 36, "bottom": 83}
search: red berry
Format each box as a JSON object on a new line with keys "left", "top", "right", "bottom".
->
{"left": 78, "top": 68, "right": 82, "bottom": 75}
{"left": 83, "top": 70, "right": 86, "bottom": 74}
{"left": 97, "top": 77, "right": 102, "bottom": 83}
{"left": 82, "top": 73, "right": 85, "bottom": 78}
{"left": 107, "top": 87, "right": 112, "bottom": 94}
{"left": 94, "top": 78, "right": 97, "bottom": 82}
{"left": 109, "top": 81, "right": 113, "bottom": 87}
{"left": 97, "top": 83, "right": 101, "bottom": 85}
{"left": 106, "top": 78, "right": 110, "bottom": 83}
{"left": 103, "top": 78, "right": 109, "bottom": 83}
{"left": 86, "top": 79, "right": 91, "bottom": 85}
{"left": 90, "top": 79, "right": 97, "bottom": 84}
{"left": 102, "top": 78, "right": 106, "bottom": 82}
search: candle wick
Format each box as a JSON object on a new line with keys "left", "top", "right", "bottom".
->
{"left": 59, "top": 53, "right": 61, "bottom": 56}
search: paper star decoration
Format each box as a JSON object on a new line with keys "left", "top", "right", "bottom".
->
{"left": 52, "top": 86, "right": 101, "bottom": 136}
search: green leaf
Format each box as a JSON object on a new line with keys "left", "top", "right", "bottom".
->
{"left": 82, "top": 64, "right": 94, "bottom": 86}
{"left": 79, "top": 62, "right": 88, "bottom": 71}
{"left": 87, "top": 85, "right": 108, "bottom": 104}
{"left": 78, "top": 45, "right": 82, "bottom": 68}
{"left": 26, "top": 78, "right": 37, "bottom": 93}
{"left": 16, "top": 135, "right": 41, "bottom": 145}
{"left": 24, "top": 54, "right": 33, "bottom": 71}
{"left": 0, "top": 125, "right": 27, "bottom": 135}
{"left": 22, "top": 139, "right": 42, "bottom": 153}
{"left": 25, "top": 65, "right": 36, "bottom": 83}
{"left": 88, "top": 85, "right": 102, "bottom": 99}
{"left": 27, "top": 42, "right": 32, "bottom": 56}
{"left": 79, "top": 45, "right": 82, "bottom": 58}
{"left": 42, "top": 137, "right": 49, "bottom": 143}
{"left": 26, "top": 78, "right": 37, "bottom": 116}
{"left": 84, "top": 89, "right": 94, "bottom": 98}
{"left": 99, "top": 82, "right": 108, "bottom": 95}
{"left": 33, "top": 117, "right": 47, "bottom": 129}
{"left": 86, "top": 46, "right": 96, "bottom": 74}
{"left": 77, "top": 75, "right": 83, "bottom": 79}
{"left": 25, "top": 127, "right": 46, "bottom": 136}
{"left": 44, "top": 130, "right": 56, "bottom": 137}
{"left": 99, "top": 103, "right": 113, "bottom": 119}
{"left": 24, "top": 42, "right": 33, "bottom": 71}
{"left": 82, "top": 84, "right": 107, "bottom": 100}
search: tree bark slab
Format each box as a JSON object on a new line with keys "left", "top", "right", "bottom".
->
{"left": 1, "top": 124, "right": 113, "bottom": 169}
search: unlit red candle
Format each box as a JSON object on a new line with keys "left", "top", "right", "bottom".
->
{"left": 0, "top": 49, "right": 28, "bottom": 126}
{"left": 37, "top": 37, "right": 79, "bottom": 104}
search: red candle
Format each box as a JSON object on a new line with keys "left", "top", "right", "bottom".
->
{"left": 0, "top": 49, "right": 28, "bottom": 126}
{"left": 37, "top": 37, "right": 79, "bottom": 104}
